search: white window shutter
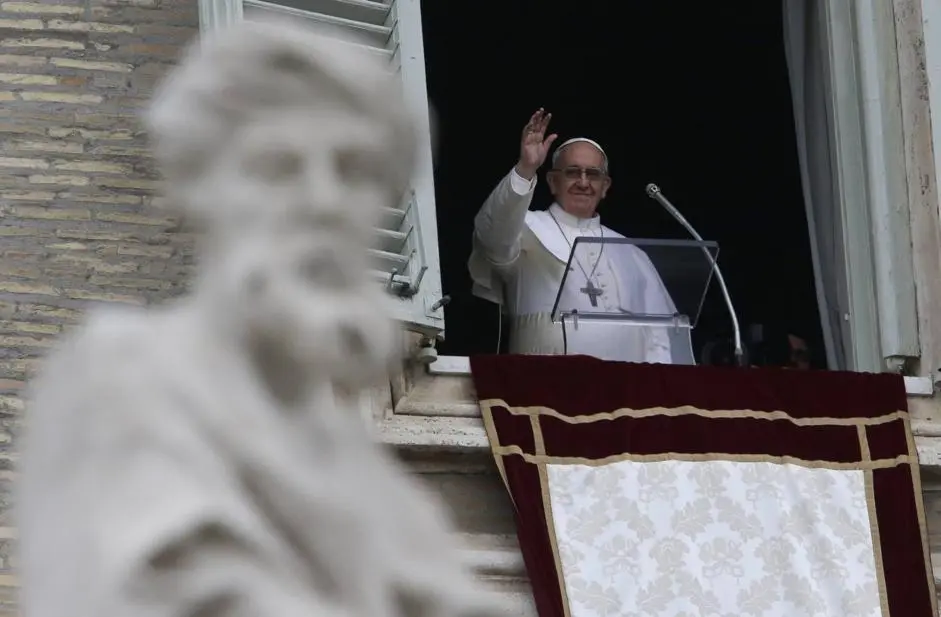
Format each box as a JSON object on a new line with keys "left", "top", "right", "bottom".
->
{"left": 198, "top": 0, "right": 446, "bottom": 337}
{"left": 817, "top": 0, "right": 921, "bottom": 372}
{"left": 853, "top": 0, "right": 920, "bottom": 367}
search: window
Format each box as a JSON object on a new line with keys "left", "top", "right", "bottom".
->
{"left": 418, "top": 0, "right": 925, "bottom": 376}
{"left": 198, "top": 0, "right": 445, "bottom": 337}
{"left": 199, "top": 0, "right": 930, "bottom": 379}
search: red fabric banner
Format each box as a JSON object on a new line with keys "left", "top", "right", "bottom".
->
{"left": 470, "top": 354, "right": 935, "bottom": 617}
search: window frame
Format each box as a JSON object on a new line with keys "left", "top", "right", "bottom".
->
{"left": 925, "top": 0, "right": 941, "bottom": 211}
{"left": 911, "top": 0, "right": 941, "bottom": 385}
{"left": 197, "top": 0, "right": 446, "bottom": 337}
{"left": 426, "top": 0, "right": 932, "bottom": 380}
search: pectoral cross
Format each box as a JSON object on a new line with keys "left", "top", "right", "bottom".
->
{"left": 580, "top": 280, "right": 603, "bottom": 307}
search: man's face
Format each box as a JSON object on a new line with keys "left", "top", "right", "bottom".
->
{"left": 547, "top": 142, "right": 611, "bottom": 218}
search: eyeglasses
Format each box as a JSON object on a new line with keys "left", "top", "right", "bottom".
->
{"left": 553, "top": 166, "right": 607, "bottom": 182}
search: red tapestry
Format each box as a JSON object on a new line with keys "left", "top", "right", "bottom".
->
{"left": 470, "top": 354, "right": 935, "bottom": 617}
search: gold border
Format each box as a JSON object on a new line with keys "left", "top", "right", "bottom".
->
{"left": 531, "top": 416, "right": 572, "bottom": 617}
{"left": 902, "top": 415, "right": 940, "bottom": 616}
{"left": 857, "top": 424, "right": 871, "bottom": 462}
{"left": 480, "top": 400, "right": 513, "bottom": 503}
{"left": 859, "top": 427, "right": 891, "bottom": 615}
{"left": 480, "top": 398, "right": 907, "bottom": 427}
{"left": 480, "top": 400, "right": 935, "bottom": 614}
{"left": 490, "top": 445, "right": 911, "bottom": 471}
{"left": 864, "top": 470, "right": 891, "bottom": 615}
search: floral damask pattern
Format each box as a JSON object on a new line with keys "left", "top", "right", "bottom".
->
{"left": 545, "top": 460, "right": 882, "bottom": 617}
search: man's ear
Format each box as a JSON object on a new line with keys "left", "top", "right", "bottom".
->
{"left": 545, "top": 169, "right": 558, "bottom": 195}
{"left": 600, "top": 176, "right": 611, "bottom": 198}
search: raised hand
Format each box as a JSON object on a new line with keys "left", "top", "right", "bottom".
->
{"left": 516, "top": 108, "right": 557, "bottom": 180}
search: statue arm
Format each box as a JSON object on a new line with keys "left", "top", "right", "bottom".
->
{"left": 127, "top": 522, "right": 348, "bottom": 617}
{"left": 472, "top": 168, "right": 536, "bottom": 267}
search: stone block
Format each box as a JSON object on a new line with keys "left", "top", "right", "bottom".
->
{"left": 0, "top": 2, "right": 83, "bottom": 14}
{"left": 0, "top": 37, "right": 84, "bottom": 49}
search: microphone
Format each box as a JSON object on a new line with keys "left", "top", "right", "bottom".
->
{"left": 645, "top": 183, "right": 744, "bottom": 366}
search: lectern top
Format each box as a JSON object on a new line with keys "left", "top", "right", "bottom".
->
{"left": 550, "top": 237, "right": 718, "bottom": 328}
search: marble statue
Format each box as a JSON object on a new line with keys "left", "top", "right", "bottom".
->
{"left": 15, "top": 18, "right": 498, "bottom": 617}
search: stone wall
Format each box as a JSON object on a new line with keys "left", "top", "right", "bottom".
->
{"left": 0, "top": 0, "right": 197, "bottom": 611}
{"left": 0, "top": 8, "right": 198, "bottom": 408}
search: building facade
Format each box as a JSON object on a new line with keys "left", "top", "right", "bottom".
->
{"left": 0, "top": 0, "right": 940, "bottom": 614}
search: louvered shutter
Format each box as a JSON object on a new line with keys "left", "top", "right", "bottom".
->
{"left": 198, "top": 0, "right": 445, "bottom": 336}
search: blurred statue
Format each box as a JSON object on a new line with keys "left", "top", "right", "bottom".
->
{"left": 16, "top": 18, "right": 496, "bottom": 617}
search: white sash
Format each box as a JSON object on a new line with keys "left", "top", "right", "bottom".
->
{"left": 524, "top": 207, "right": 625, "bottom": 263}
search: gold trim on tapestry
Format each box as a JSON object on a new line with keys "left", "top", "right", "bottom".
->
{"left": 479, "top": 405, "right": 513, "bottom": 504}
{"left": 857, "top": 425, "right": 871, "bottom": 462}
{"left": 479, "top": 399, "right": 907, "bottom": 428}
{"left": 531, "top": 416, "right": 573, "bottom": 617}
{"left": 864, "top": 470, "right": 891, "bottom": 616}
{"left": 530, "top": 415, "right": 546, "bottom": 456}
{"left": 491, "top": 445, "right": 912, "bottom": 471}
{"left": 902, "top": 415, "right": 939, "bottom": 616}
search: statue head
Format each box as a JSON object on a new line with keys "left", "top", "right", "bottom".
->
{"left": 148, "top": 18, "right": 417, "bottom": 390}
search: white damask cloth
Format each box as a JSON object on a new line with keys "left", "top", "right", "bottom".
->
{"left": 546, "top": 460, "right": 882, "bottom": 617}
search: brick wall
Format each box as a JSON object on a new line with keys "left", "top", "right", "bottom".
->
{"left": 0, "top": 0, "right": 197, "bottom": 605}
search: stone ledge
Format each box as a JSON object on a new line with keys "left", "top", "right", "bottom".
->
{"left": 427, "top": 355, "right": 937, "bottom": 397}
{"left": 457, "top": 533, "right": 525, "bottom": 578}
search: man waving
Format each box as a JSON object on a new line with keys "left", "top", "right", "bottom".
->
{"left": 468, "top": 109, "right": 677, "bottom": 362}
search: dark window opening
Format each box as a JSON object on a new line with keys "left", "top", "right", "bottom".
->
{"left": 422, "top": 0, "right": 824, "bottom": 368}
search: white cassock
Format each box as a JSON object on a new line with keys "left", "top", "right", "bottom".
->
{"left": 468, "top": 167, "right": 678, "bottom": 363}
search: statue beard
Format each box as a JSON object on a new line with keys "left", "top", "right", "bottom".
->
{"left": 201, "top": 238, "right": 399, "bottom": 396}
{"left": 246, "top": 276, "right": 398, "bottom": 391}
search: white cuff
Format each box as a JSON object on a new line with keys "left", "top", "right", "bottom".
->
{"left": 509, "top": 168, "right": 536, "bottom": 196}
